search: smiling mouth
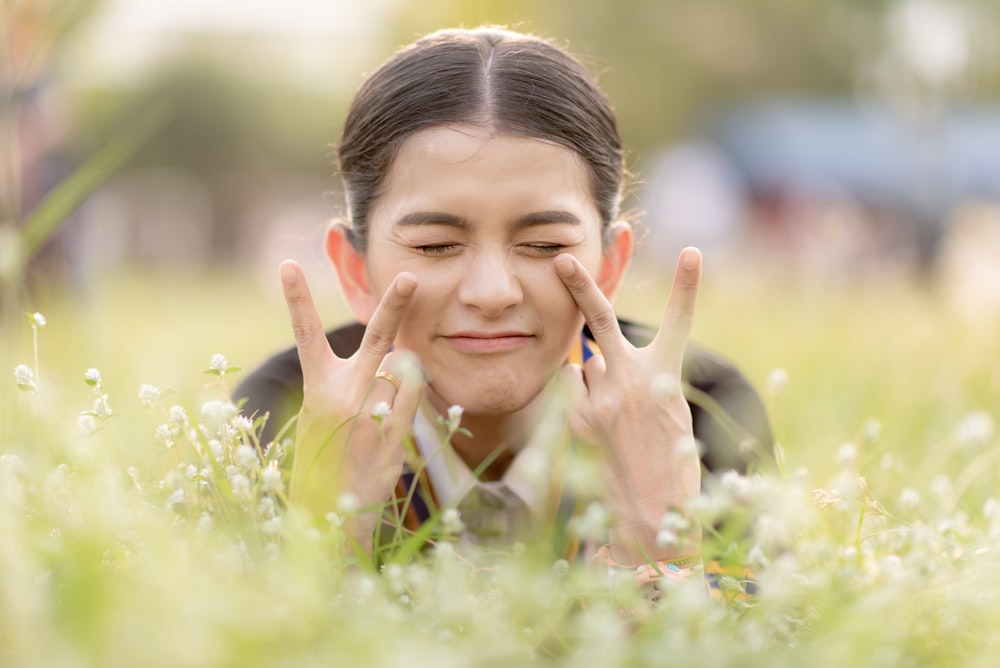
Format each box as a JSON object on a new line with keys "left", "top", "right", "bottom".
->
{"left": 443, "top": 333, "right": 534, "bottom": 353}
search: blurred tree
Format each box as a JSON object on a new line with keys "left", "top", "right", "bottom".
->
{"left": 376, "top": 0, "right": 999, "bottom": 160}
{"left": 71, "top": 47, "right": 346, "bottom": 264}
{"left": 2, "top": 0, "right": 103, "bottom": 220}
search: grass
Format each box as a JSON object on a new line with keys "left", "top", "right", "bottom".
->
{"left": 3, "top": 260, "right": 1000, "bottom": 666}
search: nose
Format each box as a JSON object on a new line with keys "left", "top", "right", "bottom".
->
{"left": 457, "top": 250, "right": 523, "bottom": 317}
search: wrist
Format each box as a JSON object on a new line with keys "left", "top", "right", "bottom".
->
{"left": 592, "top": 544, "right": 702, "bottom": 590}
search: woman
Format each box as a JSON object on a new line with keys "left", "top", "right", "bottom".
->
{"left": 236, "top": 27, "right": 771, "bottom": 581}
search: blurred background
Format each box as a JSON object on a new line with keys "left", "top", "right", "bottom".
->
{"left": 3, "top": 0, "right": 1000, "bottom": 476}
{"left": 5, "top": 0, "right": 1000, "bottom": 291}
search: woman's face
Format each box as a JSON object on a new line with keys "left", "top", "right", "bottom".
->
{"left": 334, "top": 124, "right": 629, "bottom": 417}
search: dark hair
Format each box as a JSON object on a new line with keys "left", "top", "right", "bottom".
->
{"left": 337, "top": 27, "right": 624, "bottom": 251}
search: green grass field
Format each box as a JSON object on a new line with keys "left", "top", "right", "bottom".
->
{"left": 3, "top": 260, "right": 999, "bottom": 666}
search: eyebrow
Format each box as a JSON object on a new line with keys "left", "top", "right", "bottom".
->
{"left": 394, "top": 210, "right": 582, "bottom": 230}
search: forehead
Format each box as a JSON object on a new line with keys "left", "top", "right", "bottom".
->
{"left": 368, "top": 124, "right": 600, "bottom": 230}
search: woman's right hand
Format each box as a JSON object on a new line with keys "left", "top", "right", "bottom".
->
{"left": 279, "top": 260, "right": 423, "bottom": 554}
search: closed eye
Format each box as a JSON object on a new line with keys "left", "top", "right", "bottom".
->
{"left": 521, "top": 244, "right": 565, "bottom": 256}
{"left": 415, "top": 243, "right": 459, "bottom": 256}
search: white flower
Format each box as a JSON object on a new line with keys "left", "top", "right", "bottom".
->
{"left": 862, "top": 418, "right": 882, "bottom": 443}
{"left": 446, "top": 404, "right": 464, "bottom": 431}
{"left": 930, "top": 474, "right": 952, "bottom": 499}
{"left": 765, "top": 368, "right": 788, "bottom": 395}
{"left": 138, "top": 384, "right": 161, "bottom": 407}
{"left": 652, "top": 373, "right": 681, "bottom": 399}
{"left": 257, "top": 496, "right": 276, "bottom": 518}
{"left": 197, "top": 513, "right": 214, "bottom": 532}
{"left": 186, "top": 464, "right": 198, "bottom": 479}
{"left": 720, "top": 470, "right": 753, "bottom": 505}
{"left": 232, "top": 415, "right": 254, "bottom": 433}
{"left": 229, "top": 473, "right": 251, "bottom": 500}
{"left": 337, "top": 492, "right": 361, "bottom": 514}
{"left": 92, "top": 394, "right": 113, "bottom": 418}
{"left": 235, "top": 444, "right": 258, "bottom": 468}
{"left": 262, "top": 465, "right": 282, "bottom": 493}
{"left": 0, "top": 454, "right": 23, "bottom": 472}
{"left": 747, "top": 543, "right": 769, "bottom": 570}
{"left": 78, "top": 414, "right": 99, "bottom": 436}
{"left": 261, "top": 516, "right": 283, "bottom": 536}
{"left": 209, "top": 353, "right": 229, "bottom": 374}
{"left": 165, "top": 469, "right": 182, "bottom": 490}
{"left": 898, "top": 488, "right": 921, "bottom": 512}
{"left": 31, "top": 312, "right": 46, "bottom": 328}
{"left": 881, "top": 555, "right": 902, "bottom": 578}
{"left": 659, "top": 511, "right": 691, "bottom": 533}
{"left": 656, "top": 529, "right": 679, "bottom": 548}
{"left": 956, "top": 411, "right": 995, "bottom": 447}
{"left": 84, "top": 368, "right": 102, "bottom": 387}
{"left": 552, "top": 559, "right": 570, "bottom": 576}
{"left": 168, "top": 405, "right": 188, "bottom": 424}
{"left": 675, "top": 435, "right": 700, "bottom": 458}
{"left": 201, "top": 400, "right": 238, "bottom": 423}
{"left": 208, "top": 439, "right": 223, "bottom": 459}
{"left": 371, "top": 401, "right": 391, "bottom": 423}
{"left": 441, "top": 508, "right": 465, "bottom": 535}
{"left": 14, "top": 364, "right": 36, "bottom": 392}
{"left": 167, "top": 488, "right": 186, "bottom": 507}
{"left": 568, "top": 501, "right": 609, "bottom": 541}
{"left": 836, "top": 442, "right": 858, "bottom": 468}
{"left": 154, "top": 424, "right": 175, "bottom": 447}
{"left": 983, "top": 497, "right": 1000, "bottom": 523}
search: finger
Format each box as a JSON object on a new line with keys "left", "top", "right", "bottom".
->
{"left": 553, "top": 253, "right": 628, "bottom": 360}
{"left": 581, "top": 352, "right": 607, "bottom": 391}
{"left": 364, "top": 352, "right": 423, "bottom": 478}
{"left": 280, "top": 260, "right": 335, "bottom": 383}
{"left": 556, "top": 363, "right": 590, "bottom": 440}
{"left": 354, "top": 272, "right": 418, "bottom": 378}
{"left": 384, "top": 351, "right": 423, "bottom": 440}
{"left": 651, "top": 247, "right": 702, "bottom": 368}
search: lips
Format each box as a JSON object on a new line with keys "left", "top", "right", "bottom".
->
{"left": 442, "top": 331, "right": 535, "bottom": 353}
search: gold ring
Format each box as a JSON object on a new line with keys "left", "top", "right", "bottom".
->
{"left": 374, "top": 370, "right": 401, "bottom": 392}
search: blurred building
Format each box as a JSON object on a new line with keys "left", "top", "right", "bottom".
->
{"left": 641, "top": 98, "right": 1000, "bottom": 276}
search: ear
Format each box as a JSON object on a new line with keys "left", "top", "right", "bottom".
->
{"left": 596, "top": 221, "right": 633, "bottom": 299}
{"left": 326, "top": 222, "right": 378, "bottom": 324}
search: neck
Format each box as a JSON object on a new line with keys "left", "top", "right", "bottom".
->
{"left": 423, "top": 393, "right": 548, "bottom": 482}
{"left": 451, "top": 413, "right": 526, "bottom": 482}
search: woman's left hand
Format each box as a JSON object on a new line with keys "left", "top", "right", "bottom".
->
{"left": 555, "top": 247, "right": 703, "bottom": 566}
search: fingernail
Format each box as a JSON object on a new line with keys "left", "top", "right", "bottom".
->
{"left": 681, "top": 248, "right": 700, "bottom": 270}
{"left": 396, "top": 272, "right": 416, "bottom": 297}
{"left": 280, "top": 260, "right": 297, "bottom": 284}
{"left": 554, "top": 255, "right": 575, "bottom": 277}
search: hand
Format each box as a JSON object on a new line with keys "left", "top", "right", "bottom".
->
{"left": 279, "top": 260, "right": 423, "bottom": 553}
{"left": 554, "top": 248, "right": 703, "bottom": 566}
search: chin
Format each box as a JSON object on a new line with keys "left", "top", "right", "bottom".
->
{"left": 429, "top": 374, "right": 544, "bottom": 418}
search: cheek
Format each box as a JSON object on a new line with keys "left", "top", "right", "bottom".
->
{"left": 390, "top": 269, "right": 454, "bottom": 345}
